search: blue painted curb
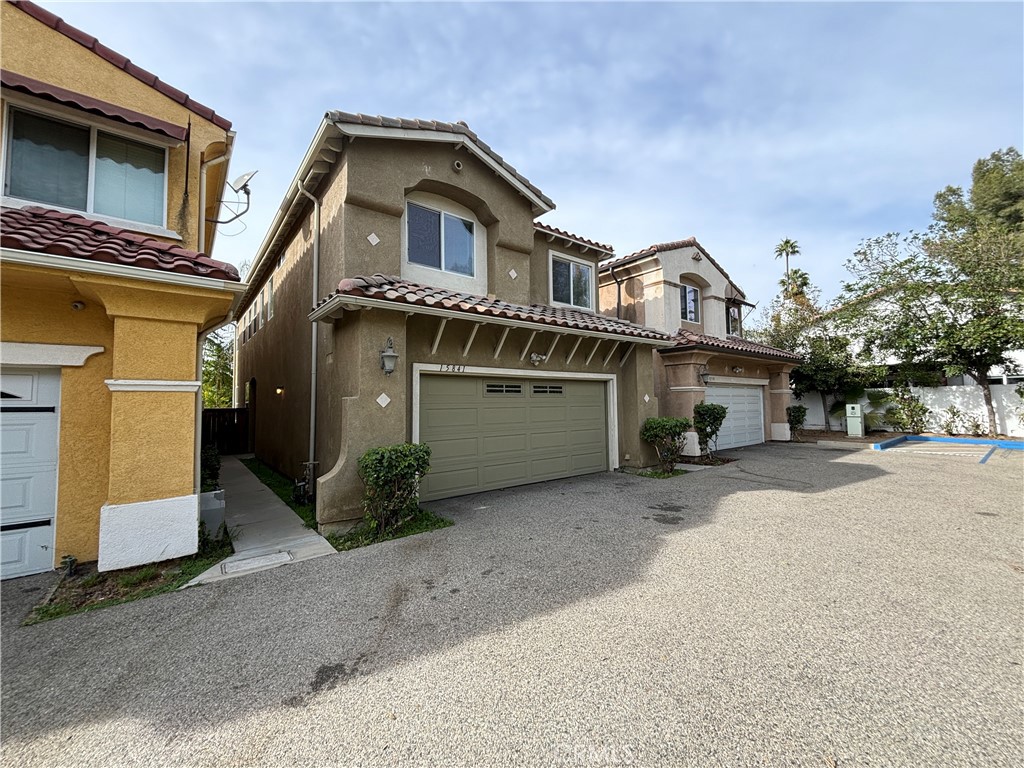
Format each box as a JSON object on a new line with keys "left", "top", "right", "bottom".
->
{"left": 872, "top": 436, "right": 907, "bottom": 451}
{"left": 874, "top": 435, "right": 1023, "bottom": 451}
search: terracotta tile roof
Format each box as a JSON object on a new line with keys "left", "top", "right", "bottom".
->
{"left": 317, "top": 274, "right": 671, "bottom": 342}
{"left": 600, "top": 237, "right": 747, "bottom": 301}
{"left": 1, "top": 70, "right": 187, "bottom": 140}
{"left": 9, "top": 1, "right": 231, "bottom": 130}
{"left": 326, "top": 111, "right": 554, "bottom": 210}
{"left": 0, "top": 206, "right": 240, "bottom": 281}
{"left": 662, "top": 328, "right": 801, "bottom": 361}
{"left": 534, "top": 222, "right": 614, "bottom": 254}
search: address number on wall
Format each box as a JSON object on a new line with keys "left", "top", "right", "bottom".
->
{"left": 438, "top": 364, "right": 466, "bottom": 373}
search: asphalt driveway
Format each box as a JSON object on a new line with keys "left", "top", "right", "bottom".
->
{"left": 2, "top": 444, "right": 1021, "bottom": 766}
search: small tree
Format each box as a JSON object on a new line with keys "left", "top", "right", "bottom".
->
{"left": 693, "top": 402, "right": 728, "bottom": 459}
{"left": 640, "top": 417, "right": 692, "bottom": 473}
{"left": 357, "top": 443, "right": 431, "bottom": 535}
{"left": 202, "top": 329, "right": 234, "bottom": 408}
{"left": 885, "top": 384, "right": 930, "bottom": 434}
{"left": 786, "top": 404, "right": 808, "bottom": 442}
{"left": 789, "top": 336, "right": 862, "bottom": 433}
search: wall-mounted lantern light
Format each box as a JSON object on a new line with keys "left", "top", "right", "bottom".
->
{"left": 275, "top": 386, "right": 285, "bottom": 396}
{"left": 697, "top": 363, "right": 709, "bottom": 385}
{"left": 380, "top": 337, "right": 399, "bottom": 375}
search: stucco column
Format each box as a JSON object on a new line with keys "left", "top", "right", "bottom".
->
{"left": 657, "top": 351, "right": 713, "bottom": 456}
{"left": 767, "top": 364, "right": 796, "bottom": 441}
{"left": 71, "top": 276, "right": 232, "bottom": 570}
{"left": 617, "top": 346, "right": 661, "bottom": 468}
{"left": 316, "top": 310, "right": 409, "bottom": 531}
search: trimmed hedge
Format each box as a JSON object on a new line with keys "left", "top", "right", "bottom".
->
{"left": 640, "top": 417, "right": 692, "bottom": 473}
{"left": 357, "top": 443, "right": 432, "bottom": 534}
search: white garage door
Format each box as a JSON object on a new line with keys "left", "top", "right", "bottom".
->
{"left": 1, "top": 369, "right": 59, "bottom": 579}
{"left": 705, "top": 385, "right": 764, "bottom": 450}
{"left": 419, "top": 376, "right": 608, "bottom": 501}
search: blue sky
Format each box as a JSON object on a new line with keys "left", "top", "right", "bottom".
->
{"left": 48, "top": 1, "right": 1023, "bottom": 315}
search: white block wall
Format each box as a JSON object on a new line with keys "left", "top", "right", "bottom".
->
{"left": 794, "top": 384, "right": 1023, "bottom": 437}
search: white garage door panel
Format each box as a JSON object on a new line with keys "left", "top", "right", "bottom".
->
{"left": 705, "top": 385, "right": 765, "bottom": 450}
{"left": 1, "top": 368, "right": 59, "bottom": 579}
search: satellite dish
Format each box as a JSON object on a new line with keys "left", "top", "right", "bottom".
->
{"left": 229, "top": 170, "right": 258, "bottom": 194}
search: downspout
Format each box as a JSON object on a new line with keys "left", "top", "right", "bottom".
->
{"left": 609, "top": 262, "right": 624, "bottom": 320}
{"left": 194, "top": 328, "right": 210, "bottom": 496}
{"left": 198, "top": 140, "right": 233, "bottom": 254}
{"left": 296, "top": 179, "right": 321, "bottom": 480}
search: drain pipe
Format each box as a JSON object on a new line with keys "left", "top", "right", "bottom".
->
{"left": 296, "top": 179, "right": 321, "bottom": 481}
{"left": 198, "top": 135, "right": 234, "bottom": 254}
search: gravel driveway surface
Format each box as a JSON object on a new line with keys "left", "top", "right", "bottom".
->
{"left": 2, "top": 444, "right": 1021, "bottom": 766}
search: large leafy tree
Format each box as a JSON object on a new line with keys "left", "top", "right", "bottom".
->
{"left": 836, "top": 148, "right": 1024, "bottom": 436}
{"left": 202, "top": 328, "right": 234, "bottom": 408}
{"left": 789, "top": 335, "right": 863, "bottom": 433}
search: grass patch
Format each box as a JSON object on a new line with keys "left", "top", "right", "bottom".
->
{"left": 25, "top": 539, "right": 233, "bottom": 625}
{"left": 638, "top": 468, "right": 689, "bottom": 479}
{"left": 240, "top": 457, "right": 315, "bottom": 528}
{"left": 327, "top": 508, "right": 453, "bottom": 552}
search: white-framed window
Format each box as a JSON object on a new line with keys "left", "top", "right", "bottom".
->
{"left": 401, "top": 191, "right": 487, "bottom": 294}
{"left": 681, "top": 284, "right": 701, "bottom": 324}
{"left": 3, "top": 106, "right": 168, "bottom": 227}
{"left": 267, "top": 277, "right": 275, "bottom": 321}
{"left": 407, "top": 201, "right": 475, "bottom": 276}
{"left": 549, "top": 251, "right": 595, "bottom": 311}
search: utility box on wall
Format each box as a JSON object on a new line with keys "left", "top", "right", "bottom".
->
{"left": 846, "top": 403, "right": 864, "bottom": 438}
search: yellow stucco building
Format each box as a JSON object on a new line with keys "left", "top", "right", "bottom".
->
{"left": 1, "top": 0, "right": 244, "bottom": 576}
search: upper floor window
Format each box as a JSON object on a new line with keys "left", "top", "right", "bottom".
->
{"left": 681, "top": 284, "right": 701, "bottom": 323}
{"left": 407, "top": 201, "right": 474, "bottom": 277}
{"left": 550, "top": 252, "right": 594, "bottom": 311}
{"left": 401, "top": 191, "right": 487, "bottom": 294}
{"left": 4, "top": 108, "right": 166, "bottom": 227}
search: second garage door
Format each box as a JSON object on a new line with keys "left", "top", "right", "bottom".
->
{"left": 705, "top": 385, "right": 764, "bottom": 450}
{"left": 419, "top": 376, "right": 608, "bottom": 501}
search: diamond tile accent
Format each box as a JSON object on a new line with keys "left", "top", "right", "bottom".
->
{"left": 376, "top": 392, "right": 391, "bottom": 408}
{"left": 644, "top": 394, "right": 650, "bottom": 403}
{"left": 508, "top": 268, "right": 518, "bottom": 280}
{"left": 367, "top": 233, "right": 380, "bottom": 246}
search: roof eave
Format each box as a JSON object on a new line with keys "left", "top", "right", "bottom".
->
{"left": 309, "top": 293, "right": 674, "bottom": 346}
{"left": 658, "top": 341, "right": 800, "bottom": 362}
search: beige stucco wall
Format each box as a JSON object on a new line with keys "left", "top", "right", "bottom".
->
{"left": 0, "top": 2, "right": 232, "bottom": 254}
{"left": 599, "top": 246, "right": 746, "bottom": 339}
{"left": 1, "top": 263, "right": 234, "bottom": 564}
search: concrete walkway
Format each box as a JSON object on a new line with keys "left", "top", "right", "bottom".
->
{"left": 187, "top": 456, "right": 335, "bottom": 586}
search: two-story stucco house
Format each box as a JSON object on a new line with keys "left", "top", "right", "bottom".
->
{"left": 1, "top": 1, "right": 243, "bottom": 577}
{"left": 599, "top": 239, "right": 800, "bottom": 455}
{"left": 236, "top": 112, "right": 675, "bottom": 530}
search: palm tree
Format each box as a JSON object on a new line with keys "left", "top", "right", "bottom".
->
{"left": 778, "top": 267, "right": 811, "bottom": 300}
{"left": 774, "top": 238, "right": 800, "bottom": 285}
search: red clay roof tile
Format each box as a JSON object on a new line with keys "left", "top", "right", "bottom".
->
{"left": 1, "top": 71, "right": 188, "bottom": 140}
{"left": 1, "top": 206, "right": 240, "bottom": 282}
{"left": 534, "top": 222, "right": 614, "bottom": 254}
{"left": 662, "top": 328, "right": 800, "bottom": 360}
{"left": 326, "top": 111, "right": 554, "bottom": 210}
{"left": 317, "top": 274, "right": 671, "bottom": 342}
{"left": 9, "top": 1, "right": 231, "bottom": 130}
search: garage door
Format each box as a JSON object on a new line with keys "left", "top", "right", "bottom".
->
{"left": 1, "top": 369, "right": 59, "bottom": 579}
{"left": 705, "top": 385, "right": 764, "bottom": 450}
{"left": 419, "top": 376, "right": 608, "bottom": 500}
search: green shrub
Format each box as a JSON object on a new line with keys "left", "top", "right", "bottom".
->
{"left": 200, "top": 446, "right": 221, "bottom": 492}
{"left": 640, "top": 417, "right": 692, "bottom": 473}
{"left": 693, "top": 402, "right": 728, "bottom": 458}
{"left": 885, "top": 384, "right": 929, "bottom": 434}
{"left": 357, "top": 443, "right": 432, "bottom": 535}
{"left": 786, "top": 404, "right": 808, "bottom": 442}
{"left": 964, "top": 413, "right": 986, "bottom": 437}
{"left": 938, "top": 405, "right": 963, "bottom": 436}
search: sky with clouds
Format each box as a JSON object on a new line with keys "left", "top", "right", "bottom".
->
{"left": 47, "top": 0, "right": 1023, "bottom": 315}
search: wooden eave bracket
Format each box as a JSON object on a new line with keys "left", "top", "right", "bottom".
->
{"left": 602, "top": 341, "right": 621, "bottom": 368}
{"left": 431, "top": 318, "right": 448, "bottom": 355}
